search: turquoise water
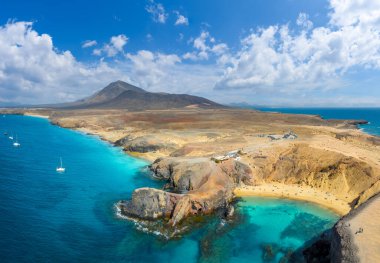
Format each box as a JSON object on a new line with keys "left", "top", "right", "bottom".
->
{"left": 0, "top": 115, "right": 338, "bottom": 262}
{"left": 256, "top": 108, "right": 380, "bottom": 136}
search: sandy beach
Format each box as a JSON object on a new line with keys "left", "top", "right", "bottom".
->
{"left": 234, "top": 183, "right": 351, "bottom": 215}
{"left": 24, "top": 112, "right": 50, "bottom": 119}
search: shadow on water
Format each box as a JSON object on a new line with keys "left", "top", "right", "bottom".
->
{"left": 290, "top": 229, "right": 334, "bottom": 263}
{"left": 259, "top": 214, "right": 335, "bottom": 263}
{"left": 196, "top": 199, "right": 260, "bottom": 263}
{"left": 194, "top": 197, "right": 338, "bottom": 263}
{"left": 258, "top": 212, "right": 334, "bottom": 263}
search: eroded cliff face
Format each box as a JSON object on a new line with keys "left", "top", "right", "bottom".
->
{"left": 119, "top": 157, "right": 252, "bottom": 226}
{"left": 248, "top": 144, "right": 380, "bottom": 206}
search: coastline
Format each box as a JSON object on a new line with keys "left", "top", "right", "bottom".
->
{"left": 234, "top": 183, "right": 351, "bottom": 216}
{"left": 24, "top": 112, "right": 154, "bottom": 164}
{"left": 21, "top": 110, "right": 368, "bottom": 215}
{"left": 23, "top": 112, "right": 350, "bottom": 221}
{"left": 23, "top": 112, "right": 50, "bottom": 119}
{"left": 10, "top": 108, "right": 380, "bottom": 262}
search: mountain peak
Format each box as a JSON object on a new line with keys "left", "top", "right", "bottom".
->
{"left": 83, "top": 81, "right": 146, "bottom": 105}
{"left": 102, "top": 80, "right": 146, "bottom": 94}
{"left": 56, "top": 80, "right": 226, "bottom": 110}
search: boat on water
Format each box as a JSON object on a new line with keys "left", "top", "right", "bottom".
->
{"left": 9, "top": 134, "right": 13, "bottom": 140}
{"left": 13, "top": 135, "right": 20, "bottom": 147}
{"left": 56, "top": 157, "right": 65, "bottom": 173}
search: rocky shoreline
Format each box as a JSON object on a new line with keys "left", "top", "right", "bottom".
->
{"left": 117, "top": 157, "right": 251, "bottom": 227}
{"left": 2, "top": 108, "right": 380, "bottom": 262}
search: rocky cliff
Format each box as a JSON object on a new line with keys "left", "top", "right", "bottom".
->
{"left": 247, "top": 144, "right": 380, "bottom": 207}
{"left": 330, "top": 193, "right": 380, "bottom": 263}
{"left": 118, "top": 157, "right": 252, "bottom": 226}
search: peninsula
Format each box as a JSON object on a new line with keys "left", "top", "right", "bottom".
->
{"left": 2, "top": 80, "right": 380, "bottom": 261}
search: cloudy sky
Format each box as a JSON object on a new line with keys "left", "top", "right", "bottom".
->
{"left": 1, "top": 0, "right": 380, "bottom": 106}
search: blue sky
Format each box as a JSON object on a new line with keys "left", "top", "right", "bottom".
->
{"left": 0, "top": 0, "right": 380, "bottom": 106}
{"left": 0, "top": 0, "right": 329, "bottom": 59}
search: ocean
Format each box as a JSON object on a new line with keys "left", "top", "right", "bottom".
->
{"left": 0, "top": 115, "right": 342, "bottom": 262}
{"left": 256, "top": 108, "right": 380, "bottom": 136}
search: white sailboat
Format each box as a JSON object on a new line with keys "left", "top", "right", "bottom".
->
{"left": 13, "top": 135, "right": 20, "bottom": 147}
{"left": 56, "top": 157, "right": 65, "bottom": 172}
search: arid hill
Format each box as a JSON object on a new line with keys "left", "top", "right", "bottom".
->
{"left": 52, "top": 80, "right": 226, "bottom": 110}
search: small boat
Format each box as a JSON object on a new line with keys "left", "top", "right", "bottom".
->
{"left": 13, "top": 135, "right": 20, "bottom": 147}
{"left": 9, "top": 134, "right": 13, "bottom": 140}
{"left": 56, "top": 157, "right": 65, "bottom": 173}
{"left": 4, "top": 131, "right": 8, "bottom": 135}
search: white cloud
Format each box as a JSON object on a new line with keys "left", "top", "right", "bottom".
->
{"left": 124, "top": 50, "right": 221, "bottom": 95}
{"left": 0, "top": 21, "right": 128, "bottom": 104}
{"left": 329, "top": 0, "right": 380, "bottom": 27}
{"left": 125, "top": 50, "right": 181, "bottom": 88}
{"left": 174, "top": 11, "right": 189, "bottom": 26}
{"left": 296, "top": 13, "right": 313, "bottom": 30}
{"left": 146, "top": 0, "right": 168, "bottom": 24}
{"left": 215, "top": 0, "right": 380, "bottom": 93}
{"left": 93, "top": 34, "right": 128, "bottom": 57}
{"left": 82, "top": 40, "right": 97, "bottom": 48}
{"left": 2, "top": 0, "right": 380, "bottom": 107}
{"left": 183, "top": 31, "right": 229, "bottom": 61}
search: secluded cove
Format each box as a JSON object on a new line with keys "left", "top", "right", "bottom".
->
{"left": 0, "top": 115, "right": 339, "bottom": 262}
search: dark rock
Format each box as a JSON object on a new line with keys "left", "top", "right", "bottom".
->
{"left": 303, "top": 238, "right": 331, "bottom": 263}
{"left": 114, "top": 135, "right": 133, "bottom": 146}
{"left": 123, "top": 136, "right": 176, "bottom": 153}
{"left": 262, "top": 243, "right": 280, "bottom": 261}
{"left": 119, "top": 187, "right": 182, "bottom": 220}
{"left": 224, "top": 205, "right": 235, "bottom": 219}
{"left": 330, "top": 220, "right": 360, "bottom": 263}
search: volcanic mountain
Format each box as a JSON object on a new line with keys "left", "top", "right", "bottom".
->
{"left": 57, "top": 80, "right": 226, "bottom": 110}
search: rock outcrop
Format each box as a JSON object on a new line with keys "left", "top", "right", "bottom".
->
{"left": 118, "top": 157, "right": 253, "bottom": 226}
{"left": 119, "top": 188, "right": 181, "bottom": 219}
{"left": 116, "top": 135, "right": 177, "bottom": 153}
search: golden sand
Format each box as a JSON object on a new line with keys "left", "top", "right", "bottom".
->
{"left": 234, "top": 183, "right": 351, "bottom": 215}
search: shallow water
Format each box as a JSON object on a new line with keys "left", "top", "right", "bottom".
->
{"left": 0, "top": 115, "right": 338, "bottom": 262}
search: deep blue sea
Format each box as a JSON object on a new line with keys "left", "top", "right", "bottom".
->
{"left": 256, "top": 108, "right": 380, "bottom": 136}
{"left": 0, "top": 115, "right": 341, "bottom": 262}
